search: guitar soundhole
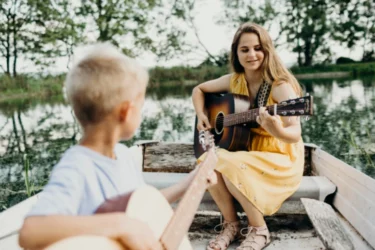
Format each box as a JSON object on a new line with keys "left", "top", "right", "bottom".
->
{"left": 215, "top": 112, "right": 224, "bottom": 134}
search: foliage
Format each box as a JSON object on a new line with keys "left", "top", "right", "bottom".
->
{"left": 0, "top": 0, "right": 84, "bottom": 76}
{"left": 76, "top": 0, "right": 191, "bottom": 59}
{"left": 218, "top": 0, "right": 375, "bottom": 66}
{"left": 332, "top": 0, "right": 375, "bottom": 61}
{"left": 290, "top": 62, "right": 375, "bottom": 76}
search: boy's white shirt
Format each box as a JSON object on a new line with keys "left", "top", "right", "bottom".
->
{"left": 27, "top": 144, "right": 145, "bottom": 216}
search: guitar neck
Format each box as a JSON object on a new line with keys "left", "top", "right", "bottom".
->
{"left": 160, "top": 149, "right": 216, "bottom": 250}
{"left": 224, "top": 106, "right": 273, "bottom": 127}
{"left": 223, "top": 96, "right": 312, "bottom": 127}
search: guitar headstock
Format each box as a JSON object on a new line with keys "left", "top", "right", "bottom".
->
{"left": 276, "top": 95, "right": 313, "bottom": 116}
{"left": 198, "top": 130, "right": 216, "bottom": 152}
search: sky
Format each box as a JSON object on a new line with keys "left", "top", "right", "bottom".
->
{"left": 1, "top": 0, "right": 366, "bottom": 74}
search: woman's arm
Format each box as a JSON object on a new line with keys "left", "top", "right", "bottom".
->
{"left": 192, "top": 74, "right": 232, "bottom": 130}
{"left": 256, "top": 82, "right": 302, "bottom": 144}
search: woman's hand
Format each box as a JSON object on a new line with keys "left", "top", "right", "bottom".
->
{"left": 117, "top": 216, "right": 164, "bottom": 250}
{"left": 256, "top": 107, "right": 282, "bottom": 138}
{"left": 197, "top": 113, "right": 211, "bottom": 131}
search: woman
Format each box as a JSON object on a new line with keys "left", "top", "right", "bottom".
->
{"left": 192, "top": 23, "right": 304, "bottom": 250}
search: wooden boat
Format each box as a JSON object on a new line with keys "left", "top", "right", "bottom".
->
{"left": 0, "top": 142, "right": 374, "bottom": 250}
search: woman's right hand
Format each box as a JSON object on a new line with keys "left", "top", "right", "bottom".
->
{"left": 116, "top": 215, "right": 164, "bottom": 250}
{"left": 197, "top": 113, "right": 211, "bottom": 131}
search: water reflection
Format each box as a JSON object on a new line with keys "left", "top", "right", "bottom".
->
{"left": 0, "top": 77, "right": 374, "bottom": 211}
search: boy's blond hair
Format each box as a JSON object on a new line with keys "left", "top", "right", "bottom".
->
{"left": 65, "top": 43, "right": 149, "bottom": 126}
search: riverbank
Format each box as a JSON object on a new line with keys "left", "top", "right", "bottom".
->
{"left": 1, "top": 62, "right": 374, "bottom": 102}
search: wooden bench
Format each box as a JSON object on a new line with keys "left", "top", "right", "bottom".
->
{"left": 143, "top": 172, "right": 336, "bottom": 214}
{"left": 138, "top": 142, "right": 337, "bottom": 214}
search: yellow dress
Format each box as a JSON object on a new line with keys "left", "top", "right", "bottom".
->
{"left": 200, "top": 73, "right": 304, "bottom": 215}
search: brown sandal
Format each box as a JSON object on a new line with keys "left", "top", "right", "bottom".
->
{"left": 236, "top": 225, "right": 271, "bottom": 250}
{"left": 206, "top": 220, "right": 240, "bottom": 250}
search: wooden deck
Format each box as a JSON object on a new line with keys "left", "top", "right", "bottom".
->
{"left": 0, "top": 143, "right": 374, "bottom": 250}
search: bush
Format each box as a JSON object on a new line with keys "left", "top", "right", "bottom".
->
{"left": 336, "top": 57, "right": 357, "bottom": 64}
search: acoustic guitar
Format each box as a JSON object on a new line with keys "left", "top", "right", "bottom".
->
{"left": 44, "top": 131, "right": 217, "bottom": 250}
{"left": 193, "top": 93, "right": 313, "bottom": 158}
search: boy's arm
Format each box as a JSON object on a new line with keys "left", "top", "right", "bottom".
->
{"left": 19, "top": 213, "right": 163, "bottom": 250}
{"left": 160, "top": 167, "right": 198, "bottom": 204}
{"left": 19, "top": 213, "right": 125, "bottom": 249}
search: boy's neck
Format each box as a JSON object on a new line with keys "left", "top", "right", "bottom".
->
{"left": 79, "top": 124, "right": 120, "bottom": 160}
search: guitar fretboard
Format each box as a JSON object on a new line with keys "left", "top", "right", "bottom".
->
{"left": 160, "top": 148, "right": 217, "bottom": 250}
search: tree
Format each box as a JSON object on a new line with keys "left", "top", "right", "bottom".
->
{"left": 76, "top": 0, "right": 191, "bottom": 59}
{"left": 281, "top": 0, "right": 333, "bottom": 66}
{"left": 332, "top": 0, "right": 375, "bottom": 62}
{"left": 220, "top": 0, "right": 279, "bottom": 30}
{"left": 0, "top": 0, "right": 84, "bottom": 76}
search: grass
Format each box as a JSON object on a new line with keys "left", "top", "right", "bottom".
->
{"left": 346, "top": 131, "right": 375, "bottom": 171}
{"left": 290, "top": 62, "right": 375, "bottom": 76}
{"left": 23, "top": 154, "right": 34, "bottom": 197}
{"left": 0, "top": 74, "right": 64, "bottom": 102}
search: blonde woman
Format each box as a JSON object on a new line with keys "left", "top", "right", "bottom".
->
{"left": 192, "top": 23, "right": 304, "bottom": 250}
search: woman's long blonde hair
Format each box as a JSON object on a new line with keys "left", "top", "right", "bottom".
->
{"left": 230, "top": 22, "right": 302, "bottom": 96}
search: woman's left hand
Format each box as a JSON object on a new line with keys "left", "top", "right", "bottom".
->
{"left": 256, "top": 107, "right": 282, "bottom": 138}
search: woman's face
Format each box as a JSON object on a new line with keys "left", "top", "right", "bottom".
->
{"left": 237, "top": 32, "right": 264, "bottom": 72}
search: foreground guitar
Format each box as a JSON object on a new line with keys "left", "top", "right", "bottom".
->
{"left": 194, "top": 93, "right": 313, "bottom": 158}
{"left": 45, "top": 131, "right": 217, "bottom": 250}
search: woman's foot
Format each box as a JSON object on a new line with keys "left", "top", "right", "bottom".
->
{"left": 207, "top": 220, "right": 240, "bottom": 250}
{"left": 236, "top": 224, "right": 271, "bottom": 250}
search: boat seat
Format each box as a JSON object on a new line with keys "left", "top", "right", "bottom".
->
{"left": 143, "top": 173, "right": 337, "bottom": 215}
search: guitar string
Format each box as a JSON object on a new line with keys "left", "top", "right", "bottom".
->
{"left": 206, "top": 109, "right": 308, "bottom": 125}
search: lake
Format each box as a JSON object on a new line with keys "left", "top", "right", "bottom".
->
{"left": 1, "top": 76, "right": 374, "bottom": 211}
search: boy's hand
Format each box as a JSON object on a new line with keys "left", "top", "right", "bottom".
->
{"left": 117, "top": 216, "right": 164, "bottom": 250}
{"left": 190, "top": 164, "right": 218, "bottom": 188}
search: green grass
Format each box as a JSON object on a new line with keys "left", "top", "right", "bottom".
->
{"left": 23, "top": 154, "right": 34, "bottom": 197}
{"left": 290, "top": 62, "right": 375, "bottom": 76}
{"left": 0, "top": 74, "right": 65, "bottom": 102}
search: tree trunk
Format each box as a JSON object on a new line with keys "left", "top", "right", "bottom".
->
{"left": 304, "top": 39, "right": 312, "bottom": 66}
{"left": 12, "top": 13, "right": 17, "bottom": 76}
{"left": 6, "top": 26, "right": 11, "bottom": 75}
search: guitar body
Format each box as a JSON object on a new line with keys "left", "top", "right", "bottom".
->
{"left": 194, "top": 93, "right": 255, "bottom": 158}
{"left": 45, "top": 185, "right": 192, "bottom": 250}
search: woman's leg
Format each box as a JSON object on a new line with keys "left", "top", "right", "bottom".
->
{"left": 207, "top": 171, "right": 240, "bottom": 250}
{"left": 222, "top": 176, "right": 271, "bottom": 250}
{"left": 222, "top": 175, "right": 265, "bottom": 226}
{"left": 208, "top": 170, "right": 238, "bottom": 222}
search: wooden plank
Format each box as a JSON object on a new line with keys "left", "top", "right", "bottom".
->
{"left": 301, "top": 198, "right": 354, "bottom": 250}
{"left": 312, "top": 149, "right": 375, "bottom": 194}
{"left": 142, "top": 142, "right": 312, "bottom": 174}
{"left": 312, "top": 148, "right": 375, "bottom": 248}
{"left": 143, "top": 142, "right": 196, "bottom": 173}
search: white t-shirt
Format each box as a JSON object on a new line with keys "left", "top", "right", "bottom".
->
{"left": 27, "top": 144, "right": 145, "bottom": 216}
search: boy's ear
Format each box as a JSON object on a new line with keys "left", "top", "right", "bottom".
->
{"left": 117, "top": 100, "right": 132, "bottom": 122}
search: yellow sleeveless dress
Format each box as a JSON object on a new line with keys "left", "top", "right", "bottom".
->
{"left": 201, "top": 73, "right": 304, "bottom": 215}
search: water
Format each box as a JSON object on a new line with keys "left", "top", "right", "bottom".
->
{"left": 0, "top": 76, "right": 374, "bottom": 211}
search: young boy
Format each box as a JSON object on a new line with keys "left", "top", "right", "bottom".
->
{"left": 19, "top": 43, "right": 210, "bottom": 250}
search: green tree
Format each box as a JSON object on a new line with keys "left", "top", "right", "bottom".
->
{"left": 332, "top": 0, "right": 375, "bottom": 62}
{"left": 219, "top": 0, "right": 279, "bottom": 31}
{"left": 281, "top": 0, "right": 333, "bottom": 66}
{"left": 0, "top": 0, "right": 83, "bottom": 76}
{"left": 77, "top": 0, "right": 191, "bottom": 59}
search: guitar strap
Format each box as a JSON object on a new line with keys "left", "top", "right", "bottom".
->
{"left": 254, "top": 81, "right": 272, "bottom": 108}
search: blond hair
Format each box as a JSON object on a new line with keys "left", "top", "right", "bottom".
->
{"left": 65, "top": 43, "right": 149, "bottom": 126}
{"left": 230, "top": 23, "right": 302, "bottom": 96}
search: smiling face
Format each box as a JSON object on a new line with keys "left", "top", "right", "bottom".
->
{"left": 236, "top": 32, "right": 264, "bottom": 72}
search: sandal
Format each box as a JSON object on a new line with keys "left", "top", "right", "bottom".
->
{"left": 236, "top": 225, "right": 271, "bottom": 250}
{"left": 206, "top": 220, "right": 240, "bottom": 250}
